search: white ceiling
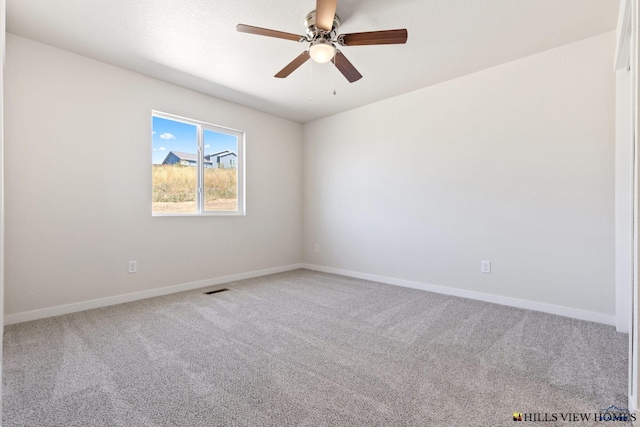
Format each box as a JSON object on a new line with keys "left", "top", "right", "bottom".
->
{"left": 6, "top": 0, "right": 620, "bottom": 123}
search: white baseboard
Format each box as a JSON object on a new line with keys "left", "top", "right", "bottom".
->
{"left": 6, "top": 263, "right": 616, "bottom": 327}
{"left": 4, "top": 264, "right": 305, "bottom": 325}
{"left": 302, "top": 264, "right": 616, "bottom": 326}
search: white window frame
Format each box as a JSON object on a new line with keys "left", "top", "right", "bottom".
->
{"left": 152, "top": 111, "right": 245, "bottom": 217}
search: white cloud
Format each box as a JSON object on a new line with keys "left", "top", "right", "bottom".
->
{"left": 153, "top": 148, "right": 157, "bottom": 151}
{"left": 159, "top": 147, "right": 166, "bottom": 151}
{"left": 159, "top": 132, "right": 175, "bottom": 140}
{"left": 205, "top": 144, "right": 210, "bottom": 148}
{"left": 152, "top": 131, "right": 156, "bottom": 135}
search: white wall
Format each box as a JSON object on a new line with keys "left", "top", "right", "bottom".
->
{"left": 303, "top": 32, "right": 616, "bottom": 319}
{"left": 1, "top": 0, "right": 5, "bottom": 413}
{"left": 4, "top": 34, "right": 303, "bottom": 317}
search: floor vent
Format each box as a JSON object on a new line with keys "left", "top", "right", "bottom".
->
{"left": 204, "top": 288, "right": 230, "bottom": 295}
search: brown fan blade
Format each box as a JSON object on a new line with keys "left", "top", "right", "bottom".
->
{"left": 316, "top": 0, "right": 338, "bottom": 32}
{"left": 275, "top": 51, "right": 311, "bottom": 78}
{"left": 338, "top": 29, "right": 408, "bottom": 46}
{"left": 333, "top": 51, "right": 362, "bottom": 83}
{"left": 236, "top": 24, "right": 304, "bottom": 42}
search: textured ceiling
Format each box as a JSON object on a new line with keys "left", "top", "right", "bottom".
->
{"left": 7, "top": 0, "right": 620, "bottom": 123}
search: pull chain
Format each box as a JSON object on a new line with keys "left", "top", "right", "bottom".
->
{"left": 332, "top": 55, "right": 337, "bottom": 95}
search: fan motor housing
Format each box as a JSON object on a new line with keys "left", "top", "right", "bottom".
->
{"left": 304, "top": 10, "right": 340, "bottom": 39}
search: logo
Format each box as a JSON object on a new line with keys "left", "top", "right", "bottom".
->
{"left": 510, "top": 406, "right": 636, "bottom": 423}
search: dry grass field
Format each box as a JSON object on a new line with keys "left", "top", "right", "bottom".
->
{"left": 152, "top": 165, "right": 237, "bottom": 212}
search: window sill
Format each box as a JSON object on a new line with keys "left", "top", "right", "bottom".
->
{"left": 152, "top": 211, "right": 245, "bottom": 217}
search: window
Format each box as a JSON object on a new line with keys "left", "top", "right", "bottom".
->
{"left": 151, "top": 111, "right": 245, "bottom": 216}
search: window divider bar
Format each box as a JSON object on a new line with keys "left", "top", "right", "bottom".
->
{"left": 196, "top": 124, "right": 204, "bottom": 213}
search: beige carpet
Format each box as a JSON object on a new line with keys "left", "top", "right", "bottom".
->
{"left": 3, "top": 269, "right": 629, "bottom": 426}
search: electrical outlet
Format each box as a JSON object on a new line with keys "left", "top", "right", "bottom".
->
{"left": 128, "top": 261, "right": 137, "bottom": 274}
{"left": 314, "top": 244, "right": 320, "bottom": 253}
{"left": 481, "top": 260, "right": 491, "bottom": 274}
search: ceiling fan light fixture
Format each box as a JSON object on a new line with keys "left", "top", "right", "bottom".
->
{"left": 236, "top": 1, "right": 407, "bottom": 83}
{"left": 309, "top": 39, "right": 336, "bottom": 63}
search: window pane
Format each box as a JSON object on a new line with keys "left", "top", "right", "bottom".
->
{"left": 152, "top": 116, "right": 198, "bottom": 214}
{"left": 203, "top": 129, "right": 238, "bottom": 212}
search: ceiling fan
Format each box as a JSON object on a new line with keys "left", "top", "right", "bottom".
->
{"left": 236, "top": 0, "right": 408, "bottom": 83}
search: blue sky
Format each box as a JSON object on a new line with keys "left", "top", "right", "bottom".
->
{"left": 152, "top": 116, "right": 238, "bottom": 164}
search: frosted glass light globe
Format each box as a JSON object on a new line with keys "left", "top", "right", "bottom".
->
{"left": 309, "top": 40, "right": 336, "bottom": 63}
